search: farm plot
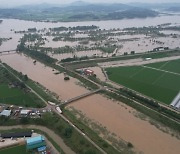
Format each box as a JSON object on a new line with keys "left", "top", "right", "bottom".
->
{"left": 0, "top": 66, "right": 44, "bottom": 108}
{"left": 106, "top": 60, "right": 180, "bottom": 104}
{"left": 0, "top": 84, "right": 43, "bottom": 107}
{"left": 0, "top": 145, "right": 29, "bottom": 154}
{"left": 146, "top": 59, "right": 180, "bottom": 74}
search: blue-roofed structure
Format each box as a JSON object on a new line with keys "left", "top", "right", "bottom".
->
{"left": 26, "top": 135, "right": 46, "bottom": 150}
{"left": 38, "top": 146, "right": 46, "bottom": 152}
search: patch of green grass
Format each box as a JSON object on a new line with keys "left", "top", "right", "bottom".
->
{"left": 26, "top": 80, "right": 59, "bottom": 104}
{"left": 106, "top": 64, "right": 180, "bottom": 104}
{"left": 146, "top": 59, "right": 180, "bottom": 74}
{"left": 0, "top": 84, "right": 44, "bottom": 108}
{"left": 0, "top": 145, "right": 29, "bottom": 154}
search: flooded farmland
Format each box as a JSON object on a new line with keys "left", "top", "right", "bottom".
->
{"left": 1, "top": 15, "right": 180, "bottom": 154}
{"left": 2, "top": 52, "right": 180, "bottom": 154}
{"left": 1, "top": 15, "right": 180, "bottom": 56}
{"left": 0, "top": 53, "right": 89, "bottom": 101}
{"left": 48, "top": 50, "right": 103, "bottom": 61}
{"left": 69, "top": 94, "right": 180, "bottom": 154}
{"left": 1, "top": 15, "right": 180, "bottom": 31}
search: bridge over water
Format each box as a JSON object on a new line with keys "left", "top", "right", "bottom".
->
{"left": 60, "top": 88, "right": 102, "bottom": 106}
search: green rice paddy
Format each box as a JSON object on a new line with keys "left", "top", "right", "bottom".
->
{"left": 106, "top": 59, "right": 180, "bottom": 104}
{"left": 0, "top": 66, "right": 44, "bottom": 108}
{"left": 0, "top": 145, "right": 29, "bottom": 154}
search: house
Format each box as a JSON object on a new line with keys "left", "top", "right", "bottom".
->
{"left": 20, "top": 110, "right": 31, "bottom": 116}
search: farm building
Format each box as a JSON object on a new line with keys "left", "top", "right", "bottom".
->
{"left": 37, "top": 146, "right": 47, "bottom": 152}
{"left": 20, "top": 110, "right": 31, "bottom": 116}
{"left": 1, "top": 131, "right": 32, "bottom": 139}
{"left": 170, "top": 92, "right": 180, "bottom": 110}
{"left": 84, "top": 69, "right": 94, "bottom": 76}
{"left": 0, "top": 110, "right": 11, "bottom": 117}
{"left": 26, "top": 135, "right": 46, "bottom": 150}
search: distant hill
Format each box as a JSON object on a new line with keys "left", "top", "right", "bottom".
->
{"left": 44, "top": 3, "right": 132, "bottom": 13}
{"left": 0, "top": 9, "right": 26, "bottom": 18}
{"left": 70, "top": 1, "right": 90, "bottom": 6}
{"left": 0, "top": 3, "right": 159, "bottom": 22}
{"left": 103, "top": 8, "right": 158, "bottom": 20}
{"left": 129, "top": 3, "right": 180, "bottom": 10}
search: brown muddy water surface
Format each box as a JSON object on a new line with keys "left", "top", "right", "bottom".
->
{"left": 0, "top": 53, "right": 89, "bottom": 101}
{"left": 69, "top": 94, "right": 180, "bottom": 154}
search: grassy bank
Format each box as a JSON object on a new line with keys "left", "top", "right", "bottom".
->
{"left": 63, "top": 109, "right": 122, "bottom": 154}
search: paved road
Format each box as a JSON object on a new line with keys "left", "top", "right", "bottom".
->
{"left": 0, "top": 125, "right": 74, "bottom": 154}
{"left": 99, "top": 55, "right": 180, "bottom": 68}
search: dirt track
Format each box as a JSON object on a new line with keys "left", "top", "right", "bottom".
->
{"left": 99, "top": 55, "right": 180, "bottom": 68}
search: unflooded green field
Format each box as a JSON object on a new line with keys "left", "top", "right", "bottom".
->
{"left": 106, "top": 59, "right": 180, "bottom": 104}
{"left": 0, "top": 66, "right": 44, "bottom": 108}
{"left": 0, "top": 145, "right": 29, "bottom": 154}
{"left": 0, "top": 84, "right": 43, "bottom": 107}
{"left": 146, "top": 59, "right": 180, "bottom": 74}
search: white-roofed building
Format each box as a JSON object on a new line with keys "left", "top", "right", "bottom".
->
{"left": 0, "top": 110, "right": 11, "bottom": 117}
{"left": 20, "top": 110, "right": 31, "bottom": 115}
{"left": 170, "top": 92, "right": 180, "bottom": 110}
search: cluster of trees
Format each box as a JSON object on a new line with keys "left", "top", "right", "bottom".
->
{"left": 98, "top": 46, "right": 116, "bottom": 53}
{"left": 28, "top": 28, "right": 37, "bottom": 32}
{"left": 50, "top": 25, "right": 98, "bottom": 32}
{"left": 0, "top": 38, "right": 11, "bottom": 46}
{"left": 21, "top": 33, "right": 44, "bottom": 42}
{"left": 17, "top": 43, "right": 56, "bottom": 64}
{"left": 0, "top": 66, "right": 28, "bottom": 90}
{"left": 61, "top": 56, "right": 89, "bottom": 63}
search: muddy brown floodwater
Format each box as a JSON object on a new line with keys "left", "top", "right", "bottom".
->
{"left": 0, "top": 53, "right": 89, "bottom": 101}
{"left": 69, "top": 94, "right": 180, "bottom": 154}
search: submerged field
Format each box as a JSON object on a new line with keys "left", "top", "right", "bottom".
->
{"left": 106, "top": 59, "right": 180, "bottom": 104}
